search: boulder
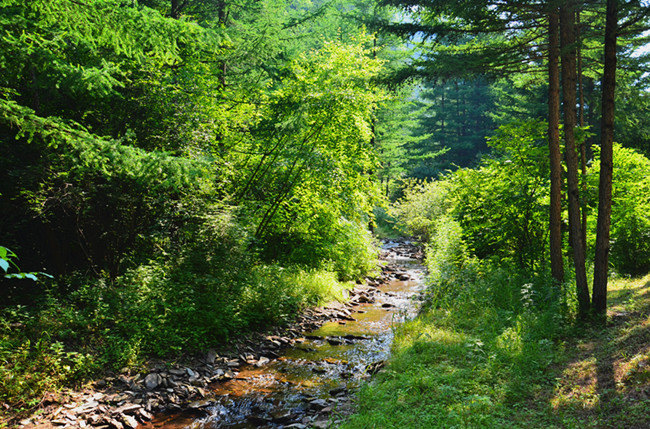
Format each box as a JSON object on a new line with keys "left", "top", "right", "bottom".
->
{"left": 143, "top": 373, "right": 162, "bottom": 391}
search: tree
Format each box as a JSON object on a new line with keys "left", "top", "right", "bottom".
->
{"left": 592, "top": 0, "right": 650, "bottom": 319}
{"left": 547, "top": 4, "right": 564, "bottom": 284}
{"left": 560, "top": 1, "right": 590, "bottom": 318}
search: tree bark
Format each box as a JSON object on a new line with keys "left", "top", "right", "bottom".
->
{"left": 577, "top": 8, "right": 588, "bottom": 253}
{"left": 560, "top": 1, "right": 590, "bottom": 318}
{"left": 548, "top": 7, "right": 564, "bottom": 284}
{"left": 593, "top": 0, "right": 618, "bottom": 319}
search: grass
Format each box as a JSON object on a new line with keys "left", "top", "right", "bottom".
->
{"left": 341, "top": 274, "right": 650, "bottom": 428}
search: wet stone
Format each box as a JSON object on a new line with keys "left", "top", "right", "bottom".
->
{"left": 271, "top": 410, "right": 293, "bottom": 423}
{"left": 144, "top": 373, "right": 162, "bottom": 390}
{"left": 326, "top": 337, "right": 343, "bottom": 346}
{"left": 309, "top": 399, "right": 329, "bottom": 410}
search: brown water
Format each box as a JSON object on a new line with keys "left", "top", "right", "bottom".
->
{"left": 144, "top": 245, "right": 423, "bottom": 428}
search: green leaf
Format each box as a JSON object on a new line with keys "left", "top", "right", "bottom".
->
{"left": 0, "top": 258, "right": 8, "bottom": 272}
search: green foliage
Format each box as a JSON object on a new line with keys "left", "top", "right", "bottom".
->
{"left": 396, "top": 120, "right": 550, "bottom": 270}
{"left": 587, "top": 144, "right": 650, "bottom": 275}
{"left": 0, "top": 0, "right": 388, "bottom": 412}
{"left": 391, "top": 179, "right": 453, "bottom": 241}
{"left": 0, "top": 306, "right": 94, "bottom": 409}
{"left": 0, "top": 246, "right": 52, "bottom": 281}
{"left": 341, "top": 250, "right": 567, "bottom": 428}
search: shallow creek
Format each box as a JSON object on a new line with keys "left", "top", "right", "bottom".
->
{"left": 143, "top": 242, "right": 424, "bottom": 429}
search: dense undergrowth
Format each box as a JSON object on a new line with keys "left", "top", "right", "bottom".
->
{"left": 0, "top": 210, "right": 376, "bottom": 412}
{"left": 342, "top": 121, "right": 650, "bottom": 428}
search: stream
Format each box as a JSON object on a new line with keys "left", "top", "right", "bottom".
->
{"left": 142, "top": 241, "right": 424, "bottom": 429}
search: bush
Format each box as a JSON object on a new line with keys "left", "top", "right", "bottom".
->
{"left": 0, "top": 306, "right": 95, "bottom": 409}
{"left": 392, "top": 179, "right": 452, "bottom": 241}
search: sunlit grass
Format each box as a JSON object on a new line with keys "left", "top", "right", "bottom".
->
{"left": 341, "top": 274, "right": 650, "bottom": 429}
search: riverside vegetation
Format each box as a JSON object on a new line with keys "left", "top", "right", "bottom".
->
{"left": 1, "top": 0, "right": 650, "bottom": 428}
{"left": 343, "top": 123, "right": 650, "bottom": 428}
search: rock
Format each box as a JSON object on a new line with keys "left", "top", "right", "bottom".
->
{"left": 168, "top": 369, "right": 185, "bottom": 377}
{"left": 188, "top": 399, "right": 211, "bottom": 409}
{"left": 113, "top": 403, "right": 141, "bottom": 415}
{"left": 137, "top": 408, "right": 153, "bottom": 421}
{"left": 357, "top": 295, "right": 374, "bottom": 303}
{"left": 255, "top": 356, "right": 271, "bottom": 367}
{"left": 271, "top": 410, "right": 293, "bottom": 423}
{"left": 381, "top": 303, "right": 395, "bottom": 308}
{"left": 366, "top": 360, "right": 385, "bottom": 374}
{"left": 120, "top": 414, "right": 139, "bottom": 429}
{"left": 205, "top": 349, "right": 217, "bottom": 364}
{"left": 312, "top": 419, "right": 330, "bottom": 429}
{"left": 72, "top": 401, "right": 99, "bottom": 414}
{"left": 88, "top": 414, "right": 103, "bottom": 425}
{"left": 329, "top": 387, "right": 346, "bottom": 396}
{"left": 186, "top": 368, "right": 196, "bottom": 378}
{"left": 326, "top": 337, "right": 343, "bottom": 346}
{"left": 106, "top": 417, "right": 124, "bottom": 429}
{"left": 190, "top": 377, "right": 204, "bottom": 387}
{"left": 343, "top": 334, "right": 369, "bottom": 340}
{"left": 144, "top": 373, "right": 162, "bottom": 390}
{"left": 309, "top": 399, "right": 329, "bottom": 410}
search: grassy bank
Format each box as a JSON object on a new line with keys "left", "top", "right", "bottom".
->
{"left": 341, "top": 273, "right": 650, "bottom": 428}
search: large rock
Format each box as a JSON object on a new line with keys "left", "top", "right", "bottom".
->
{"left": 144, "top": 373, "right": 163, "bottom": 390}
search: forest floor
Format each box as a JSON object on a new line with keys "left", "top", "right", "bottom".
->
{"left": 341, "top": 274, "right": 650, "bottom": 428}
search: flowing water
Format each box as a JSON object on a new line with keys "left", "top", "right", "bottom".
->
{"left": 143, "top": 242, "right": 424, "bottom": 429}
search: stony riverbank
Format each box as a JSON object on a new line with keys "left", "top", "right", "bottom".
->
{"left": 18, "top": 240, "right": 422, "bottom": 429}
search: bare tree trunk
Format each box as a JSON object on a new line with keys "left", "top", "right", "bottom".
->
{"left": 593, "top": 0, "right": 618, "bottom": 319}
{"left": 577, "top": 9, "right": 588, "bottom": 253}
{"left": 548, "top": 7, "right": 564, "bottom": 284}
{"left": 560, "top": 1, "right": 590, "bottom": 318}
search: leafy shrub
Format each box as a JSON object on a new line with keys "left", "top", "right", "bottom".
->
{"left": 395, "top": 120, "right": 550, "bottom": 270}
{"left": 392, "top": 179, "right": 452, "bottom": 241}
{"left": 0, "top": 306, "right": 94, "bottom": 409}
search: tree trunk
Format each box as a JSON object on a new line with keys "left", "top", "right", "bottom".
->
{"left": 560, "top": 2, "right": 590, "bottom": 318}
{"left": 577, "top": 8, "right": 588, "bottom": 253}
{"left": 170, "top": 0, "right": 183, "bottom": 19}
{"left": 593, "top": 0, "right": 618, "bottom": 319}
{"left": 548, "top": 7, "right": 564, "bottom": 284}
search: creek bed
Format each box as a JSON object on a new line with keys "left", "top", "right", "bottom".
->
{"left": 141, "top": 242, "right": 424, "bottom": 429}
